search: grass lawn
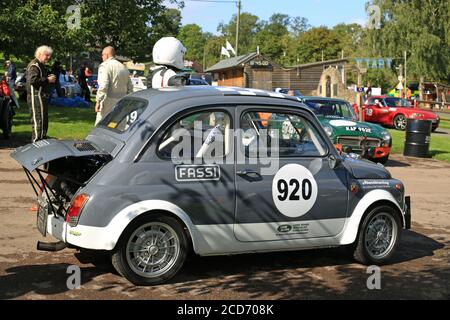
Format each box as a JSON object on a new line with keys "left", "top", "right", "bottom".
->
{"left": 439, "top": 119, "right": 450, "bottom": 130}
{"left": 389, "top": 129, "right": 450, "bottom": 162}
{"left": 12, "top": 100, "right": 95, "bottom": 141}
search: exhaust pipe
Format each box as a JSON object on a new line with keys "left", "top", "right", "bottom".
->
{"left": 37, "top": 240, "right": 67, "bottom": 252}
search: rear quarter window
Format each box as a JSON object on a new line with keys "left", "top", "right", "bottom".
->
{"left": 99, "top": 98, "right": 148, "bottom": 133}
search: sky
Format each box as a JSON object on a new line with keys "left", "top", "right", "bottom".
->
{"left": 165, "top": 0, "right": 368, "bottom": 34}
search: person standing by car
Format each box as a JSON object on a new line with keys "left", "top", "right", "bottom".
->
{"left": 51, "top": 60, "right": 63, "bottom": 97}
{"left": 5, "top": 60, "right": 19, "bottom": 108}
{"left": 5, "top": 60, "right": 16, "bottom": 86}
{"left": 147, "top": 37, "right": 188, "bottom": 88}
{"left": 77, "top": 62, "right": 91, "bottom": 102}
{"left": 26, "top": 45, "right": 56, "bottom": 142}
{"left": 0, "top": 75, "right": 13, "bottom": 138}
{"left": 95, "top": 46, "right": 133, "bottom": 125}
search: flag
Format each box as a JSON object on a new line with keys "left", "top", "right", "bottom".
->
{"left": 221, "top": 46, "right": 230, "bottom": 58}
{"left": 226, "top": 40, "right": 236, "bottom": 56}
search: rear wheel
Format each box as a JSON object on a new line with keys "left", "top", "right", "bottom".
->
{"left": 111, "top": 214, "right": 188, "bottom": 285}
{"left": 393, "top": 114, "right": 407, "bottom": 131}
{"left": 353, "top": 206, "right": 401, "bottom": 265}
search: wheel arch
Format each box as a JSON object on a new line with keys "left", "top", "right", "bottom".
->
{"left": 113, "top": 209, "right": 195, "bottom": 253}
{"left": 67, "top": 200, "right": 201, "bottom": 253}
{"left": 339, "top": 189, "right": 403, "bottom": 245}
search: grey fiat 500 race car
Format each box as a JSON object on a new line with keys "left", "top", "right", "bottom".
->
{"left": 11, "top": 86, "right": 411, "bottom": 286}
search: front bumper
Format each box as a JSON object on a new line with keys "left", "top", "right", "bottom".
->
{"left": 404, "top": 196, "right": 411, "bottom": 229}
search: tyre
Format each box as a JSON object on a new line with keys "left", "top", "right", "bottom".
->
{"left": 353, "top": 205, "right": 401, "bottom": 265}
{"left": 111, "top": 214, "right": 188, "bottom": 286}
{"left": 393, "top": 114, "right": 407, "bottom": 131}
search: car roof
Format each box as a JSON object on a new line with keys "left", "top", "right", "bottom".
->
{"left": 129, "top": 86, "right": 303, "bottom": 107}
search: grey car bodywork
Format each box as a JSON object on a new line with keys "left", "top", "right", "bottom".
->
{"left": 11, "top": 86, "right": 411, "bottom": 283}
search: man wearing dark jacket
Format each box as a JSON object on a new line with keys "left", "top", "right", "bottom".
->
{"left": 26, "top": 45, "right": 56, "bottom": 142}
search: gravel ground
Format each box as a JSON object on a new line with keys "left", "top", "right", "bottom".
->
{"left": 0, "top": 142, "right": 449, "bottom": 300}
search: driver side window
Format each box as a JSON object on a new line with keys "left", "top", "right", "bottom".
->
{"left": 240, "top": 111, "right": 327, "bottom": 158}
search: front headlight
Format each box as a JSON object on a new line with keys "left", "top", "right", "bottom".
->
{"left": 323, "top": 125, "right": 333, "bottom": 137}
{"left": 381, "top": 130, "right": 391, "bottom": 145}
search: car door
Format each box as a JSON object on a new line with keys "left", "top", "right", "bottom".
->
{"left": 143, "top": 106, "right": 236, "bottom": 227}
{"left": 234, "top": 106, "right": 349, "bottom": 242}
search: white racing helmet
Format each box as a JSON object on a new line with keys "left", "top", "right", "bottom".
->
{"left": 152, "top": 37, "right": 186, "bottom": 70}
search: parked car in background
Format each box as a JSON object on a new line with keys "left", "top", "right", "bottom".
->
{"left": 362, "top": 96, "right": 440, "bottom": 131}
{"left": 275, "top": 88, "right": 303, "bottom": 97}
{"left": 14, "top": 71, "right": 27, "bottom": 100}
{"left": 186, "top": 78, "right": 209, "bottom": 86}
{"left": 302, "top": 97, "right": 392, "bottom": 164}
{"left": 58, "top": 74, "right": 82, "bottom": 98}
{"left": 130, "top": 76, "right": 148, "bottom": 92}
{"left": 87, "top": 74, "right": 98, "bottom": 95}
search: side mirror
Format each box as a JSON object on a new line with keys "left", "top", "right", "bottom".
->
{"left": 328, "top": 154, "right": 342, "bottom": 170}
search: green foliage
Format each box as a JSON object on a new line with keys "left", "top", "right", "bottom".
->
{"left": 367, "top": 0, "right": 450, "bottom": 81}
{"left": 217, "top": 12, "right": 261, "bottom": 54}
{"left": 294, "top": 27, "right": 343, "bottom": 64}
{"left": 178, "top": 24, "right": 207, "bottom": 63}
{"left": 0, "top": 0, "right": 184, "bottom": 61}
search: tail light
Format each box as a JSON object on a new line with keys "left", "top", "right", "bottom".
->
{"left": 66, "top": 194, "right": 89, "bottom": 226}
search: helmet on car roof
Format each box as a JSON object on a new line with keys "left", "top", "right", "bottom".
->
{"left": 152, "top": 37, "right": 186, "bottom": 70}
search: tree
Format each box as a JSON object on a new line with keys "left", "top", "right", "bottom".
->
{"left": 294, "top": 27, "right": 343, "bottom": 64}
{"left": 366, "top": 0, "right": 450, "bottom": 81}
{"left": 153, "top": 8, "right": 182, "bottom": 38}
{"left": 203, "top": 35, "right": 227, "bottom": 69}
{"left": 253, "top": 14, "right": 290, "bottom": 61}
{"left": 0, "top": 0, "right": 184, "bottom": 61}
{"left": 178, "top": 24, "right": 207, "bottom": 63}
{"left": 218, "top": 12, "right": 261, "bottom": 54}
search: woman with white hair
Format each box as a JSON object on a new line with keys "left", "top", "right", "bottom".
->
{"left": 26, "top": 45, "right": 56, "bottom": 142}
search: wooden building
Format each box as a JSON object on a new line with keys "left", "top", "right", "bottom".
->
{"left": 206, "top": 53, "right": 348, "bottom": 95}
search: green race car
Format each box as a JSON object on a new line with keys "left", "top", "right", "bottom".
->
{"left": 301, "top": 97, "right": 392, "bottom": 164}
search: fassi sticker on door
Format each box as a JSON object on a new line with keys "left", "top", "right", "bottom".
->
{"left": 272, "top": 164, "right": 318, "bottom": 218}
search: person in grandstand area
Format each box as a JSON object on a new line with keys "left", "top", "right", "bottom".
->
{"left": 26, "top": 45, "right": 56, "bottom": 142}
{"left": 147, "top": 37, "right": 189, "bottom": 89}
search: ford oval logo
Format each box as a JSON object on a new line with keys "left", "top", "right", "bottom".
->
{"left": 277, "top": 225, "right": 292, "bottom": 233}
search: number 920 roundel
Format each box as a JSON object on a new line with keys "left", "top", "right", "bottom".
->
{"left": 272, "top": 164, "right": 318, "bottom": 218}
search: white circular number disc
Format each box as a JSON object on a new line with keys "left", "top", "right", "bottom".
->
{"left": 272, "top": 164, "right": 318, "bottom": 218}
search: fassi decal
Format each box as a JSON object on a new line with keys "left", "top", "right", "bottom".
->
{"left": 175, "top": 165, "right": 220, "bottom": 182}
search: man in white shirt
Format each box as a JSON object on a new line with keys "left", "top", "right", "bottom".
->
{"left": 95, "top": 46, "right": 133, "bottom": 125}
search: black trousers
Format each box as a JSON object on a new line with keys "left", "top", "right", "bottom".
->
{"left": 27, "top": 88, "right": 48, "bottom": 142}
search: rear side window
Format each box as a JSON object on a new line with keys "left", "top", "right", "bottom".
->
{"left": 99, "top": 98, "right": 148, "bottom": 132}
{"left": 158, "top": 110, "right": 232, "bottom": 161}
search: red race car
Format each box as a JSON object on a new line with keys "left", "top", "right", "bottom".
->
{"left": 361, "top": 96, "right": 440, "bottom": 131}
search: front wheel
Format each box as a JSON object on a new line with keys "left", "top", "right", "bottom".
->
{"left": 353, "top": 206, "right": 401, "bottom": 265}
{"left": 393, "top": 114, "right": 407, "bottom": 131}
{"left": 111, "top": 214, "right": 188, "bottom": 286}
